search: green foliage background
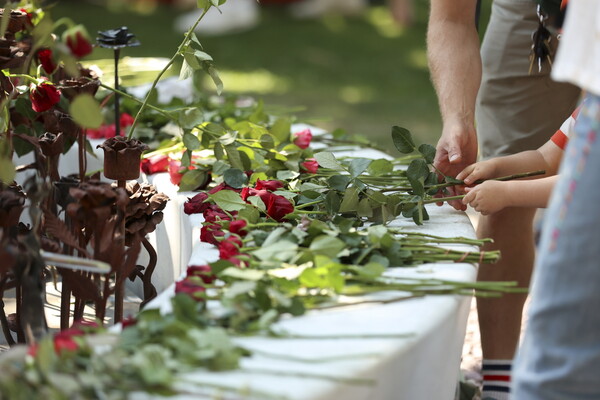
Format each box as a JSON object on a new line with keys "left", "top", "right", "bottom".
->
{"left": 51, "top": 0, "right": 491, "bottom": 153}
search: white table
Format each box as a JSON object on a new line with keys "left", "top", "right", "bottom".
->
{"left": 13, "top": 130, "right": 478, "bottom": 399}
{"left": 143, "top": 191, "right": 476, "bottom": 400}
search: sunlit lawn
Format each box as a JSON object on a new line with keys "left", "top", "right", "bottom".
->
{"left": 52, "top": 1, "right": 490, "bottom": 152}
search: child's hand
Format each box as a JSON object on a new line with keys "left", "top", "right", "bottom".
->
{"left": 456, "top": 159, "right": 499, "bottom": 186}
{"left": 462, "top": 181, "right": 511, "bottom": 215}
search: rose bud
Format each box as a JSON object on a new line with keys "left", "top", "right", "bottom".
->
{"left": 301, "top": 158, "right": 319, "bottom": 174}
{"left": 293, "top": 128, "right": 312, "bottom": 149}
{"left": 63, "top": 25, "right": 93, "bottom": 58}
{"left": 37, "top": 48, "right": 57, "bottom": 74}
{"left": 229, "top": 219, "right": 248, "bottom": 236}
{"left": 175, "top": 277, "right": 206, "bottom": 302}
{"left": 30, "top": 80, "right": 61, "bottom": 113}
{"left": 255, "top": 179, "right": 284, "bottom": 191}
{"left": 141, "top": 154, "right": 169, "bottom": 175}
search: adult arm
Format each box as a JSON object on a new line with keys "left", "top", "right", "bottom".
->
{"left": 428, "top": 0, "right": 480, "bottom": 209}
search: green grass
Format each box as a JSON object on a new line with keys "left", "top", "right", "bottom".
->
{"left": 51, "top": 1, "right": 491, "bottom": 153}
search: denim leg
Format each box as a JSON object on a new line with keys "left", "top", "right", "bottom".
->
{"left": 513, "top": 93, "right": 600, "bottom": 400}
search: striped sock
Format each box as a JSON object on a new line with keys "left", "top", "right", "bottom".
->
{"left": 480, "top": 359, "right": 512, "bottom": 400}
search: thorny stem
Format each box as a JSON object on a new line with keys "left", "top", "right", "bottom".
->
{"left": 127, "top": 7, "right": 210, "bottom": 139}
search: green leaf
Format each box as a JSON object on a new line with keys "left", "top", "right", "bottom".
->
{"left": 183, "top": 50, "right": 201, "bottom": 70}
{"left": 367, "top": 159, "right": 393, "bottom": 176}
{"left": 277, "top": 170, "right": 300, "bottom": 180}
{"left": 348, "top": 158, "right": 371, "bottom": 179}
{"left": 321, "top": 191, "right": 338, "bottom": 214}
{"left": 32, "top": 16, "right": 54, "bottom": 47}
{"left": 314, "top": 152, "right": 344, "bottom": 170}
{"left": 225, "top": 144, "right": 243, "bottom": 170}
{"left": 69, "top": 94, "right": 103, "bottom": 129}
{"left": 418, "top": 143, "right": 436, "bottom": 164}
{"left": 181, "top": 149, "right": 191, "bottom": 167}
{"left": 237, "top": 206, "right": 260, "bottom": 223}
{"left": 214, "top": 142, "right": 225, "bottom": 160}
{"left": 182, "top": 132, "right": 201, "bottom": 151}
{"left": 179, "top": 59, "right": 194, "bottom": 81}
{"left": 0, "top": 157, "right": 15, "bottom": 183}
{"left": 259, "top": 134, "right": 275, "bottom": 149}
{"left": 309, "top": 235, "right": 346, "bottom": 258}
{"left": 357, "top": 197, "right": 373, "bottom": 217}
{"left": 391, "top": 126, "right": 416, "bottom": 154}
{"left": 328, "top": 175, "right": 350, "bottom": 191}
{"left": 179, "top": 108, "right": 205, "bottom": 130}
{"left": 209, "top": 190, "right": 247, "bottom": 211}
{"left": 212, "top": 160, "right": 230, "bottom": 175}
{"left": 270, "top": 118, "right": 291, "bottom": 144}
{"left": 406, "top": 159, "right": 429, "bottom": 197}
{"left": 339, "top": 186, "right": 360, "bottom": 213}
{"left": 253, "top": 241, "right": 299, "bottom": 262}
{"left": 224, "top": 281, "right": 257, "bottom": 298}
{"left": 179, "top": 169, "right": 209, "bottom": 192}
{"left": 352, "top": 262, "right": 386, "bottom": 278}
{"left": 205, "top": 64, "right": 223, "bottom": 95}
{"left": 193, "top": 49, "right": 213, "bottom": 62}
{"left": 221, "top": 267, "right": 265, "bottom": 281}
{"left": 223, "top": 168, "right": 248, "bottom": 189}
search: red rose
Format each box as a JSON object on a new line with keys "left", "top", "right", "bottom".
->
{"left": 255, "top": 179, "right": 284, "bottom": 191}
{"left": 19, "top": 8, "right": 34, "bottom": 27}
{"left": 168, "top": 159, "right": 185, "bottom": 185}
{"left": 141, "top": 154, "right": 169, "bottom": 175}
{"left": 204, "top": 208, "right": 231, "bottom": 223}
{"left": 229, "top": 219, "right": 248, "bottom": 236}
{"left": 54, "top": 335, "right": 79, "bottom": 354}
{"left": 184, "top": 192, "right": 210, "bottom": 215}
{"left": 71, "top": 319, "right": 101, "bottom": 332}
{"left": 30, "top": 81, "right": 61, "bottom": 113}
{"left": 218, "top": 236, "right": 243, "bottom": 260}
{"left": 186, "top": 264, "right": 216, "bottom": 284}
{"left": 241, "top": 187, "right": 272, "bottom": 205}
{"left": 86, "top": 124, "right": 117, "bottom": 139}
{"left": 301, "top": 158, "right": 319, "bottom": 174}
{"left": 27, "top": 344, "right": 39, "bottom": 357}
{"left": 119, "top": 112, "right": 135, "bottom": 127}
{"left": 121, "top": 316, "right": 137, "bottom": 328}
{"left": 208, "top": 182, "right": 240, "bottom": 194}
{"left": 175, "top": 278, "right": 206, "bottom": 302}
{"left": 200, "top": 224, "right": 225, "bottom": 245}
{"left": 293, "top": 128, "right": 312, "bottom": 149}
{"left": 37, "top": 49, "right": 57, "bottom": 74}
{"left": 63, "top": 25, "right": 93, "bottom": 58}
{"left": 266, "top": 193, "right": 294, "bottom": 221}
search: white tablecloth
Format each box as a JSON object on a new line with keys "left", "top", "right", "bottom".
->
{"left": 143, "top": 194, "right": 476, "bottom": 400}
{"left": 14, "top": 131, "right": 478, "bottom": 399}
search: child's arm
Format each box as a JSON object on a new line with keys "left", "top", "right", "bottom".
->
{"left": 461, "top": 175, "right": 559, "bottom": 215}
{"left": 456, "top": 140, "right": 563, "bottom": 185}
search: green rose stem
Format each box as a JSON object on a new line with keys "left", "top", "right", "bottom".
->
{"left": 246, "top": 348, "right": 382, "bottom": 363}
{"left": 393, "top": 231, "right": 493, "bottom": 246}
{"left": 175, "top": 380, "right": 289, "bottom": 400}
{"left": 240, "top": 368, "right": 375, "bottom": 386}
{"left": 127, "top": 6, "right": 211, "bottom": 139}
{"left": 267, "top": 330, "right": 414, "bottom": 340}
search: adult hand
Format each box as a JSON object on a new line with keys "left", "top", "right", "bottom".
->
{"left": 433, "top": 123, "right": 478, "bottom": 210}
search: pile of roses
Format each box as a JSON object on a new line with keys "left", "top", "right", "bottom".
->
{"left": 175, "top": 178, "right": 295, "bottom": 299}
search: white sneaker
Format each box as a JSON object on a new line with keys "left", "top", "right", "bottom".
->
{"left": 174, "top": 0, "right": 260, "bottom": 35}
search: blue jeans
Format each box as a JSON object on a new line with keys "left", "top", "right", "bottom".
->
{"left": 513, "top": 93, "right": 600, "bottom": 399}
